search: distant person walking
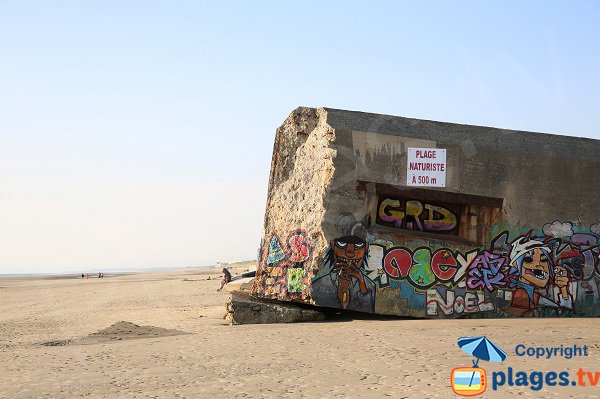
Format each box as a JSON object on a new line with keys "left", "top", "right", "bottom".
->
{"left": 217, "top": 268, "right": 232, "bottom": 291}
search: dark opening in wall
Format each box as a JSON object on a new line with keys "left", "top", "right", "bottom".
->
{"left": 357, "top": 181, "right": 504, "bottom": 245}
{"left": 376, "top": 196, "right": 461, "bottom": 236}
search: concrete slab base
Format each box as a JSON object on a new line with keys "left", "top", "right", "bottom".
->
{"left": 225, "top": 291, "right": 325, "bottom": 325}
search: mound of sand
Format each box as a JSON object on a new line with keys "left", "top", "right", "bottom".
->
{"left": 80, "top": 321, "right": 188, "bottom": 344}
{"left": 41, "top": 321, "right": 188, "bottom": 346}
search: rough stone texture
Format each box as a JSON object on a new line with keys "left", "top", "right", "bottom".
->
{"left": 226, "top": 292, "right": 325, "bottom": 325}
{"left": 253, "top": 107, "right": 600, "bottom": 319}
{"left": 252, "top": 108, "right": 336, "bottom": 302}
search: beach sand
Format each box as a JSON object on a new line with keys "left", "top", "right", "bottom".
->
{"left": 1, "top": 267, "right": 599, "bottom": 398}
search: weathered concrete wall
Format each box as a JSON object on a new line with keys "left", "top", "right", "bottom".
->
{"left": 252, "top": 107, "right": 600, "bottom": 318}
{"left": 226, "top": 292, "right": 325, "bottom": 325}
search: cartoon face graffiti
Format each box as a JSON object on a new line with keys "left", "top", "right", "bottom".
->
{"left": 509, "top": 236, "right": 572, "bottom": 315}
{"left": 331, "top": 236, "right": 369, "bottom": 308}
{"left": 311, "top": 235, "right": 376, "bottom": 313}
{"left": 332, "top": 236, "right": 367, "bottom": 270}
{"left": 518, "top": 247, "right": 551, "bottom": 288}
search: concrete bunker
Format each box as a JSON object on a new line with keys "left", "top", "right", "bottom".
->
{"left": 251, "top": 107, "right": 600, "bottom": 318}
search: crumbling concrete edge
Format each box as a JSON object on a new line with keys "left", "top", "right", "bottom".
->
{"left": 226, "top": 291, "right": 326, "bottom": 325}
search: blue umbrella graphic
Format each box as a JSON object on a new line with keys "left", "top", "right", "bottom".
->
{"left": 457, "top": 336, "right": 506, "bottom": 387}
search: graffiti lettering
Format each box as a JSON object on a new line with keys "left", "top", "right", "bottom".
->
{"left": 287, "top": 230, "right": 312, "bottom": 263}
{"left": 376, "top": 197, "right": 458, "bottom": 233}
{"left": 467, "top": 251, "right": 509, "bottom": 291}
{"left": 381, "top": 246, "right": 459, "bottom": 289}
{"left": 287, "top": 268, "right": 306, "bottom": 293}
{"left": 383, "top": 248, "right": 411, "bottom": 278}
{"left": 424, "top": 203, "right": 458, "bottom": 231}
{"left": 266, "top": 234, "right": 285, "bottom": 265}
{"left": 254, "top": 230, "right": 314, "bottom": 299}
{"left": 256, "top": 222, "right": 600, "bottom": 318}
{"left": 431, "top": 249, "right": 459, "bottom": 281}
{"left": 426, "top": 287, "right": 494, "bottom": 316}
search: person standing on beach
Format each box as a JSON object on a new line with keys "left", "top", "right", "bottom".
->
{"left": 217, "top": 268, "right": 232, "bottom": 291}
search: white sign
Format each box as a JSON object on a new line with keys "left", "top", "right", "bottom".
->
{"left": 407, "top": 147, "right": 446, "bottom": 187}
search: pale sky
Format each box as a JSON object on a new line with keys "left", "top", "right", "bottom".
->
{"left": 1, "top": 1, "right": 599, "bottom": 274}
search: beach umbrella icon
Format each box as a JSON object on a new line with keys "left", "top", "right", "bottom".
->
{"left": 457, "top": 336, "right": 507, "bottom": 366}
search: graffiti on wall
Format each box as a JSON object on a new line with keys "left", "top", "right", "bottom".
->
{"left": 466, "top": 232, "right": 575, "bottom": 316}
{"left": 307, "top": 220, "right": 600, "bottom": 317}
{"left": 255, "top": 221, "right": 600, "bottom": 318}
{"left": 362, "top": 244, "right": 477, "bottom": 289}
{"left": 376, "top": 197, "right": 459, "bottom": 235}
{"left": 311, "top": 235, "right": 376, "bottom": 312}
{"left": 253, "top": 229, "right": 314, "bottom": 299}
{"left": 426, "top": 286, "right": 495, "bottom": 316}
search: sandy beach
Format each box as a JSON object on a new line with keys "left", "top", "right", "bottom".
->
{"left": 1, "top": 267, "right": 599, "bottom": 399}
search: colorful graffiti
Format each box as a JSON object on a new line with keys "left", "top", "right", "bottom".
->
{"left": 426, "top": 286, "right": 495, "bottom": 316}
{"left": 361, "top": 243, "right": 476, "bottom": 288}
{"left": 254, "top": 221, "right": 600, "bottom": 318}
{"left": 322, "top": 221, "right": 599, "bottom": 317}
{"left": 381, "top": 246, "right": 460, "bottom": 288}
{"left": 253, "top": 229, "right": 314, "bottom": 299}
{"left": 287, "top": 230, "right": 311, "bottom": 263}
{"left": 505, "top": 235, "right": 572, "bottom": 316}
{"left": 376, "top": 197, "right": 459, "bottom": 234}
{"left": 311, "top": 235, "right": 376, "bottom": 312}
{"left": 467, "top": 250, "right": 509, "bottom": 291}
{"left": 266, "top": 234, "right": 286, "bottom": 264}
{"left": 287, "top": 267, "right": 306, "bottom": 293}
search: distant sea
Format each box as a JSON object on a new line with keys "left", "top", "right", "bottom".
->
{"left": 0, "top": 265, "right": 216, "bottom": 278}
